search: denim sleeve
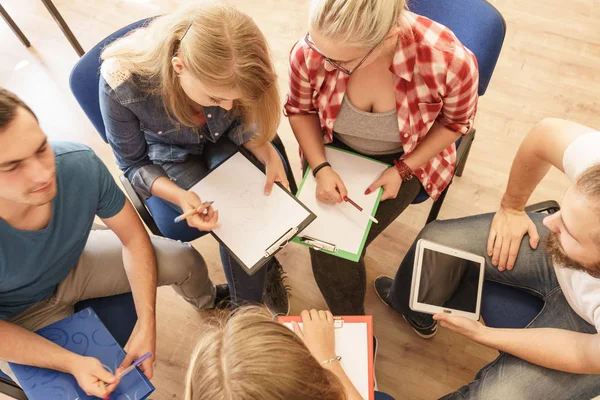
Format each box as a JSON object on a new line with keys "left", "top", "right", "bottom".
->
{"left": 226, "top": 118, "right": 257, "bottom": 146}
{"left": 99, "top": 77, "right": 167, "bottom": 199}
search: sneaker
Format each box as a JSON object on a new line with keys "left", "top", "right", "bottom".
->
{"left": 263, "top": 258, "right": 290, "bottom": 316}
{"left": 374, "top": 276, "right": 438, "bottom": 339}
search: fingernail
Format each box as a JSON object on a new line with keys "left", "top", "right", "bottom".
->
{"left": 364, "top": 189, "right": 371, "bottom": 195}
{"left": 343, "top": 196, "right": 349, "bottom": 201}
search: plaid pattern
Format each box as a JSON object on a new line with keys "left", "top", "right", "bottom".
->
{"left": 284, "top": 12, "right": 479, "bottom": 200}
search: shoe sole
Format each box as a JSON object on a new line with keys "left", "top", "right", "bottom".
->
{"left": 402, "top": 314, "right": 438, "bottom": 339}
{"left": 373, "top": 276, "right": 437, "bottom": 339}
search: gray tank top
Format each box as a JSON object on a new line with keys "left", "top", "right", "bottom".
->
{"left": 333, "top": 95, "right": 403, "bottom": 156}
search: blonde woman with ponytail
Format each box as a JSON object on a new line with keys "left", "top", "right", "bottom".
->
{"left": 99, "top": 2, "right": 296, "bottom": 313}
{"left": 184, "top": 306, "right": 394, "bottom": 400}
{"left": 285, "top": 0, "right": 479, "bottom": 321}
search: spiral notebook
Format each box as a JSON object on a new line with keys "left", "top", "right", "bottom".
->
{"left": 9, "top": 308, "right": 154, "bottom": 400}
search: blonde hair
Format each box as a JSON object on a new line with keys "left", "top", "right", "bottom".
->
{"left": 101, "top": 2, "right": 279, "bottom": 144}
{"left": 309, "top": 0, "right": 406, "bottom": 47}
{"left": 185, "top": 306, "right": 346, "bottom": 400}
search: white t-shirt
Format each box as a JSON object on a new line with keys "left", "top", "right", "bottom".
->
{"left": 555, "top": 131, "right": 600, "bottom": 332}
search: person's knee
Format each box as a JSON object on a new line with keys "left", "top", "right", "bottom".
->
{"left": 417, "top": 220, "right": 456, "bottom": 243}
{"left": 154, "top": 239, "right": 207, "bottom": 284}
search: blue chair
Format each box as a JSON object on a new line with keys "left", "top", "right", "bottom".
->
{"left": 69, "top": 17, "right": 298, "bottom": 242}
{"left": 408, "top": 0, "right": 507, "bottom": 223}
{"left": 407, "top": 1, "right": 546, "bottom": 330}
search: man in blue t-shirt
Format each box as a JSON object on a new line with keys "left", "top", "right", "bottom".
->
{"left": 0, "top": 89, "right": 222, "bottom": 397}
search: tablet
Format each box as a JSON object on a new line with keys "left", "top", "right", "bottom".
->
{"left": 410, "top": 239, "right": 485, "bottom": 320}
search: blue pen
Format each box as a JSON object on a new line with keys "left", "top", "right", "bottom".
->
{"left": 173, "top": 201, "right": 215, "bottom": 223}
{"left": 117, "top": 352, "right": 153, "bottom": 379}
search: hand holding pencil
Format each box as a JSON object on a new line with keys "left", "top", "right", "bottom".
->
{"left": 175, "top": 190, "right": 219, "bottom": 231}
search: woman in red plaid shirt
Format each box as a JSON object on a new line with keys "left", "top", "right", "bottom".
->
{"left": 285, "top": 0, "right": 479, "bottom": 318}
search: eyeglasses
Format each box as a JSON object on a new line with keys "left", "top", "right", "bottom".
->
{"left": 304, "top": 32, "right": 378, "bottom": 75}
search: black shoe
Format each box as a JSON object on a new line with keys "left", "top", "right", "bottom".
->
{"left": 214, "top": 284, "right": 234, "bottom": 309}
{"left": 263, "top": 258, "right": 290, "bottom": 316}
{"left": 374, "top": 276, "right": 437, "bottom": 339}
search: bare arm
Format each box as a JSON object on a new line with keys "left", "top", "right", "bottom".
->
{"left": 501, "top": 118, "right": 594, "bottom": 210}
{"left": 436, "top": 314, "right": 600, "bottom": 374}
{"left": 482, "top": 328, "right": 600, "bottom": 374}
{"left": 102, "top": 199, "right": 156, "bottom": 328}
{"left": 289, "top": 114, "right": 327, "bottom": 169}
{"left": 0, "top": 320, "right": 78, "bottom": 371}
{"left": 102, "top": 199, "right": 157, "bottom": 377}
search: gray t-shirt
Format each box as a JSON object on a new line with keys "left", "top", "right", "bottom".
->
{"left": 0, "top": 142, "right": 125, "bottom": 320}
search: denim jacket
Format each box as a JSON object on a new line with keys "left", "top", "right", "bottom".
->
{"left": 99, "top": 60, "right": 253, "bottom": 199}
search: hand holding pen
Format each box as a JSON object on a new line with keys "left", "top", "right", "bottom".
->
{"left": 174, "top": 190, "right": 219, "bottom": 231}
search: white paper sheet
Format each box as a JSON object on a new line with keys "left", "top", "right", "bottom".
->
{"left": 297, "top": 147, "right": 389, "bottom": 254}
{"left": 284, "top": 322, "right": 370, "bottom": 399}
{"left": 188, "top": 152, "right": 311, "bottom": 269}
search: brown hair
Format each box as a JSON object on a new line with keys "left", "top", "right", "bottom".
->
{"left": 0, "top": 88, "right": 37, "bottom": 130}
{"left": 184, "top": 306, "right": 346, "bottom": 400}
{"left": 101, "top": 2, "right": 279, "bottom": 144}
{"left": 575, "top": 164, "right": 600, "bottom": 205}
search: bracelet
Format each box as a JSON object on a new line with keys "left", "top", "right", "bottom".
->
{"left": 321, "top": 355, "right": 342, "bottom": 366}
{"left": 393, "top": 159, "right": 414, "bottom": 182}
{"left": 312, "top": 162, "right": 331, "bottom": 177}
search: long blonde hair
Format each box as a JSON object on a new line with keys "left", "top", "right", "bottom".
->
{"left": 185, "top": 306, "right": 346, "bottom": 400}
{"left": 309, "top": 0, "right": 406, "bottom": 47}
{"left": 101, "top": 2, "right": 279, "bottom": 144}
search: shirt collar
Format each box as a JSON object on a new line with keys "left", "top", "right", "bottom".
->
{"left": 389, "top": 14, "right": 417, "bottom": 82}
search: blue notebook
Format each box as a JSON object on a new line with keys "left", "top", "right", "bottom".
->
{"left": 9, "top": 307, "right": 155, "bottom": 399}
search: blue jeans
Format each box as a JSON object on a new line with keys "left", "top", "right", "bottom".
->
{"left": 144, "top": 137, "right": 297, "bottom": 303}
{"left": 388, "top": 213, "right": 600, "bottom": 399}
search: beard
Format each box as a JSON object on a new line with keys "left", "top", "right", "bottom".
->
{"left": 543, "top": 232, "right": 600, "bottom": 279}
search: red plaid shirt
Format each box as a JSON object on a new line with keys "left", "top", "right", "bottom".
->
{"left": 284, "top": 12, "right": 479, "bottom": 200}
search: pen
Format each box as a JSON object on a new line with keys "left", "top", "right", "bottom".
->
{"left": 344, "top": 195, "right": 379, "bottom": 224}
{"left": 117, "top": 352, "right": 153, "bottom": 380}
{"left": 335, "top": 189, "right": 378, "bottom": 224}
{"left": 173, "top": 201, "right": 214, "bottom": 223}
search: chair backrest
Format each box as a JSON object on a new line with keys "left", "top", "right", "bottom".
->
{"left": 69, "top": 18, "right": 154, "bottom": 143}
{"left": 408, "top": 0, "right": 506, "bottom": 96}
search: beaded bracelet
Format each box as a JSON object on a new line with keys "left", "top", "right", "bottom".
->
{"left": 321, "top": 355, "right": 342, "bottom": 366}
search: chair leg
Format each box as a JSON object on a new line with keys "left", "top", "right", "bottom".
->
{"left": 426, "top": 184, "right": 451, "bottom": 224}
{"left": 0, "top": 5, "right": 31, "bottom": 47}
{"left": 271, "top": 135, "right": 298, "bottom": 194}
{"left": 40, "top": 0, "right": 84, "bottom": 57}
{"left": 455, "top": 130, "right": 475, "bottom": 178}
{"left": 119, "top": 174, "right": 163, "bottom": 237}
{"left": 0, "top": 377, "right": 27, "bottom": 400}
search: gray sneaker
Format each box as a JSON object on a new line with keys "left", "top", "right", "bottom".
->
{"left": 263, "top": 258, "right": 290, "bottom": 316}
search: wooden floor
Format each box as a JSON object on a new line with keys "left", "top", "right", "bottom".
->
{"left": 1, "top": 0, "right": 599, "bottom": 398}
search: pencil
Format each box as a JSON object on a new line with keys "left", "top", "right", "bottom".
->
{"left": 344, "top": 196, "right": 379, "bottom": 224}
{"left": 173, "top": 201, "right": 214, "bottom": 223}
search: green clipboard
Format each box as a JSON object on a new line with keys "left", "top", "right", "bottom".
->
{"left": 292, "top": 146, "right": 389, "bottom": 262}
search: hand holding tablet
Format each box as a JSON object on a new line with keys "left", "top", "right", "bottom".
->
{"left": 409, "top": 239, "right": 486, "bottom": 321}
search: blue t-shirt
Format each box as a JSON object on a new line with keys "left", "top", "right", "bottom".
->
{"left": 0, "top": 142, "right": 126, "bottom": 320}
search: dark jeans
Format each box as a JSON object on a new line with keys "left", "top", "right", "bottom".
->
{"left": 388, "top": 213, "right": 600, "bottom": 399}
{"left": 308, "top": 139, "right": 422, "bottom": 315}
{"left": 144, "top": 137, "right": 297, "bottom": 303}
